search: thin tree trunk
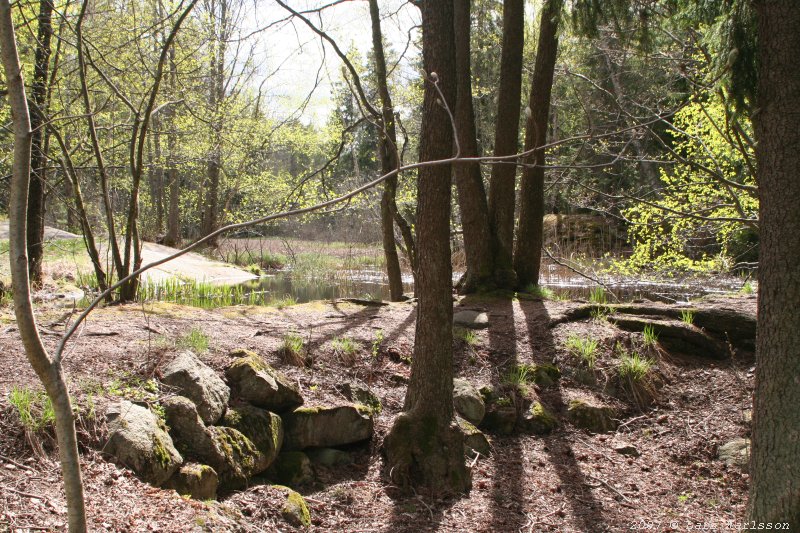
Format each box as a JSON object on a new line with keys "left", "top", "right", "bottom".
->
{"left": 369, "top": 0, "right": 404, "bottom": 301}
{"left": 27, "top": 0, "right": 54, "bottom": 285}
{"left": 164, "top": 43, "right": 180, "bottom": 246}
{"left": 748, "top": 1, "right": 800, "bottom": 526}
{"left": 514, "top": 0, "right": 561, "bottom": 288}
{"left": 453, "top": 0, "right": 493, "bottom": 294}
{"left": 384, "top": 0, "right": 470, "bottom": 495}
{"left": 487, "top": 0, "right": 524, "bottom": 289}
{"left": 0, "top": 4, "right": 87, "bottom": 530}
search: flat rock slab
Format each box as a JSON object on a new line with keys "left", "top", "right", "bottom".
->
{"left": 718, "top": 438, "right": 750, "bottom": 468}
{"left": 283, "top": 405, "right": 373, "bottom": 450}
{"left": 454, "top": 310, "right": 490, "bottom": 329}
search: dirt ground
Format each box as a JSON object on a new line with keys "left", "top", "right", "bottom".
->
{"left": 0, "top": 293, "right": 756, "bottom": 532}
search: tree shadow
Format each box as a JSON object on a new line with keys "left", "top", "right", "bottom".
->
{"left": 382, "top": 492, "right": 460, "bottom": 532}
{"left": 520, "top": 299, "right": 610, "bottom": 532}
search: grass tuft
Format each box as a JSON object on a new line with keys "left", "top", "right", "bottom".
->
{"left": 565, "top": 333, "right": 599, "bottom": 369}
{"left": 642, "top": 324, "right": 659, "bottom": 347}
{"left": 177, "top": 327, "right": 209, "bottom": 353}
{"left": 331, "top": 336, "right": 360, "bottom": 366}
{"left": 279, "top": 332, "right": 306, "bottom": 367}
{"left": 680, "top": 309, "right": 695, "bottom": 325}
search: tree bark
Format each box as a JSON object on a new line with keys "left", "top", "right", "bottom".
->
{"left": 0, "top": 3, "right": 87, "bottom": 529}
{"left": 384, "top": 0, "right": 470, "bottom": 495}
{"left": 487, "top": 0, "right": 524, "bottom": 289}
{"left": 27, "top": 0, "right": 54, "bottom": 285}
{"left": 748, "top": 1, "right": 800, "bottom": 526}
{"left": 513, "top": 0, "right": 561, "bottom": 288}
{"left": 453, "top": 0, "right": 493, "bottom": 293}
{"left": 369, "top": 0, "right": 404, "bottom": 301}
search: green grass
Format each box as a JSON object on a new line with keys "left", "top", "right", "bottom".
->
{"left": 680, "top": 309, "right": 695, "bottom": 325}
{"left": 279, "top": 332, "right": 306, "bottom": 366}
{"left": 331, "top": 336, "right": 360, "bottom": 365}
{"left": 8, "top": 387, "right": 56, "bottom": 432}
{"left": 589, "top": 286, "right": 607, "bottom": 304}
{"left": 371, "top": 329, "right": 385, "bottom": 358}
{"left": 617, "top": 348, "right": 654, "bottom": 382}
{"left": 524, "top": 284, "right": 555, "bottom": 299}
{"left": 272, "top": 295, "right": 297, "bottom": 309}
{"left": 454, "top": 327, "right": 479, "bottom": 347}
{"left": 739, "top": 280, "right": 755, "bottom": 294}
{"left": 590, "top": 305, "right": 611, "bottom": 322}
{"left": 503, "top": 363, "right": 535, "bottom": 388}
{"left": 565, "top": 333, "right": 599, "bottom": 369}
{"left": 177, "top": 327, "right": 209, "bottom": 353}
{"left": 642, "top": 324, "right": 659, "bottom": 347}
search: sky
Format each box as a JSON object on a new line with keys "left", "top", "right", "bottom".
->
{"left": 238, "top": 0, "right": 421, "bottom": 125}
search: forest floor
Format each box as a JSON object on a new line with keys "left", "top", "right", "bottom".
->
{"left": 0, "top": 292, "right": 755, "bottom": 532}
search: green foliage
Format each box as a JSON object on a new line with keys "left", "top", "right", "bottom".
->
{"left": 619, "top": 94, "right": 758, "bottom": 274}
{"left": 589, "top": 287, "right": 606, "bottom": 304}
{"left": 279, "top": 332, "right": 306, "bottom": 366}
{"left": 739, "top": 280, "right": 755, "bottom": 295}
{"left": 524, "top": 284, "right": 555, "bottom": 300}
{"left": 565, "top": 334, "right": 599, "bottom": 369}
{"left": 177, "top": 328, "right": 209, "bottom": 353}
{"left": 642, "top": 325, "right": 659, "bottom": 347}
{"left": 680, "top": 309, "right": 696, "bottom": 325}
{"left": 371, "top": 329, "right": 385, "bottom": 359}
{"left": 8, "top": 387, "right": 55, "bottom": 432}
{"left": 616, "top": 344, "right": 654, "bottom": 382}
{"left": 331, "top": 336, "right": 360, "bottom": 365}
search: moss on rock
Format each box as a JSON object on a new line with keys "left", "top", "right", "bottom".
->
{"left": 567, "top": 399, "right": 617, "bottom": 433}
{"left": 222, "top": 405, "right": 283, "bottom": 467}
{"left": 268, "top": 451, "right": 314, "bottom": 487}
{"left": 522, "top": 402, "right": 558, "bottom": 435}
{"left": 276, "top": 486, "right": 311, "bottom": 527}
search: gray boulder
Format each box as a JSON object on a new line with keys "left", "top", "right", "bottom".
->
{"left": 162, "top": 395, "right": 270, "bottom": 490}
{"left": 164, "top": 463, "right": 218, "bottom": 500}
{"left": 162, "top": 351, "right": 229, "bottom": 425}
{"left": 458, "top": 418, "right": 491, "bottom": 458}
{"left": 105, "top": 400, "right": 182, "bottom": 486}
{"left": 454, "top": 310, "right": 490, "bottom": 329}
{"left": 268, "top": 451, "right": 315, "bottom": 487}
{"left": 453, "top": 378, "right": 485, "bottom": 426}
{"left": 718, "top": 438, "right": 750, "bottom": 469}
{"left": 283, "top": 405, "right": 373, "bottom": 450}
{"left": 567, "top": 399, "right": 618, "bottom": 433}
{"left": 521, "top": 401, "right": 557, "bottom": 435}
{"left": 225, "top": 349, "right": 304, "bottom": 412}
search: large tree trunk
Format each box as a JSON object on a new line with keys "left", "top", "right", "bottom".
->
{"left": 513, "top": 0, "right": 561, "bottom": 289}
{"left": 486, "top": 0, "right": 524, "bottom": 289}
{"left": 369, "top": 0, "right": 404, "bottom": 301}
{"left": 453, "top": 0, "right": 493, "bottom": 294}
{"left": 0, "top": 3, "right": 87, "bottom": 530}
{"left": 27, "top": 0, "right": 53, "bottom": 285}
{"left": 384, "top": 0, "right": 470, "bottom": 495}
{"left": 748, "top": 1, "right": 800, "bottom": 526}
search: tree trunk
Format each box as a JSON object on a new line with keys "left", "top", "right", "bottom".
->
{"left": 164, "top": 43, "right": 180, "bottom": 247}
{"left": 748, "top": 1, "right": 800, "bottom": 526}
{"left": 384, "top": 0, "right": 470, "bottom": 495}
{"left": 201, "top": 0, "right": 227, "bottom": 246}
{"left": 0, "top": 4, "right": 87, "bottom": 530}
{"left": 486, "top": 0, "right": 524, "bottom": 289}
{"left": 27, "top": 0, "right": 54, "bottom": 285}
{"left": 369, "top": 0, "right": 404, "bottom": 301}
{"left": 453, "top": 0, "right": 493, "bottom": 294}
{"left": 513, "top": 0, "right": 561, "bottom": 289}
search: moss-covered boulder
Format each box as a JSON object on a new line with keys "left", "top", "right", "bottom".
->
{"left": 277, "top": 485, "right": 311, "bottom": 527}
{"left": 225, "top": 349, "right": 303, "bottom": 412}
{"left": 162, "top": 350, "right": 230, "bottom": 425}
{"left": 305, "top": 447, "right": 353, "bottom": 467}
{"left": 105, "top": 400, "right": 182, "bottom": 486}
{"left": 453, "top": 378, "right": 485, "bottom": 426}
{"left": 164, "top": 463, "right": 218, "bottom": 500}
{"left": 222, "top": 405, "right": 283, "bottom": 467}
{"left": 479, "top": 397, "right": 517, "bottom": 435}
{"left": 208, "top": 426, "right": 270, "bottom": 490}
{"left": 567, "top": 399, "right": 618, "bottom": 433}
{"left": 458, "top": 417, "right": 491, "bottom": 458}
{"left": 522, "top": 401, "right": 558, "bottom": 435}
{"left": 268, "top": 451, "right": 315, "bottom": 487}
{"left": 282, "top": 405, "right": 373, "bottom": 450}
{"left": 336, "top": 382, "right": 382, "bottom": 415}
{"left": 531, "top": 364, "right": 561, "bottom": 388}
{"left": 161, "top": 396, "right": 269, "bottom": 491}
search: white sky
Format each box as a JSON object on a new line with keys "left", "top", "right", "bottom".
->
{"left": 240, "top": 0, "right": 421, "bottom": 124}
